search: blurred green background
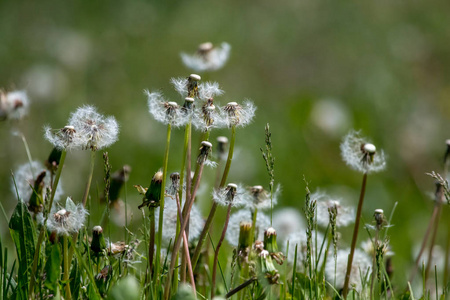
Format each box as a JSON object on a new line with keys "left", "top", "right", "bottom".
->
{"left": 1, "top": 0, "right": 450, "bottom": 290}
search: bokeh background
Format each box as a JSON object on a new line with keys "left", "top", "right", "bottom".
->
{"left": 1, "top": 0, "right": 450, "bottom": 290}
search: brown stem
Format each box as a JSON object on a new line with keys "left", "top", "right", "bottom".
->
{"left": 211, "top": 203, "right": 233, "bottom": 299}
{"left": 164, "top": 163, "right": 205, "bottom": 300}
{"left": 370, "top": 229, "right": 379, "bottom": 300}
{"left": 343, "top": 173, "right": 368, "bottom": 298}
{"left": 425, "top": 202, "right": 442, "bottom": 280}
{"left": 225, "top": 277, "right": 256, "bottom": 298}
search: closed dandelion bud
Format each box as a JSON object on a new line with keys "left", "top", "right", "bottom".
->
{"left": 238, "top": 221, "right": 252, "bottom": 257}
{"left": 374, "top": 209, "right": 384, "bottom": 229}
{"left": 28, "top": 171, "right": 46, "bottom": 214}
{"left": 216, "top": 136, "right": 228, "bottom": 161}
{"left": 140, "top": 170, "right": 163, "bottom": 209}
{"left": 197, "top": 141, "right": 212, "bottom": 164}
{"left": 45, "top": 147, "right": 62, "bottom": 174}
{"left": 91, "top": 225, "right": 107, "bottom": 254}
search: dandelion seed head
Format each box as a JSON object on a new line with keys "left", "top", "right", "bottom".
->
{"left": 0, "top": 90, "right": 29, "bottom": 120}
{"left": 273, "top": 208, "right": 305, "bottom": 244}
{"left": 313, "top": 192, "right": 355, "bottom": 227}
{"left": 219, "top": 100, "right": 256, "bottom": 128}
{"left": 146, "top": 90, "right": 185, "bottom": 127}
{"left": 243, "top": 184, "right": 280, "bottom": 211}
{"left": 226, "top": 209, "right": 270, "bottom": 247}
{"left": 212, "top": 183, "right": 247, "bottom": 207}
{"left": 12, "top": 161, "right": 64, "bottom": 205}
{"left": 47, "top": 197, "right": 88, "bottom": 236}
{"left": 155, "top": 199, "right": 204, "bottom": 247}
{"left": 68, "top": 105, "right": 119, "bottom": 151}
{"left": 44, "top": 124, "right": 82, "bottom": 151}
{"left": 325, "top": 248, "right": 371, "bottom": 292}
{"left": 181, "top": 42, "right": 231, "bottom": 72}
{"left": 340, "top": 130, "right": 386, "bottom": 174}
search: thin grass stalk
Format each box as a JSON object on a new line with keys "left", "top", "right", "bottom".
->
{"left": 343, "top": 172, "right": 368, "bottom": 298}
{"left": 191, "top": 125, "right": 236, "bottom": 269}
{"left": 444, "top": 216, "right": 450, "bottom": 287}
{"left": 149, "top": 207, "right": 156, "bottom": 274}
{"left": 28, "top": 150, "right": 67, "bottom": 298}
{"left": 63, "top": 235, "right": 71, "bottom": 300}
{"left": 154, "top": 123, "right": 172, "bottom": 284}
{"left": 425, "top": 202, "right": 442, "bottom": 280}
{"left": 19, "top": 132, "right": 35, "bottom": 178}
{"left": 164, "top": 160, "right": 206, "bottom": 300}
{"left": 211, "top": 203, "right": 233, "bottom": 299}
{"left": 370, "top": 228, "right": 380, "bottom": 300}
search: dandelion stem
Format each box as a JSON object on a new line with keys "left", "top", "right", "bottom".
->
{"left": 149, "top": 207, "right": 156, "bottom": 274}
{"left": 343, "top": 172, "right": 368, "bottom": 298}
{"left": 28, "top": 150, "right": 67, "bottom": 298}
{"left": 164, "top": 158, "right": 206, "bottom": 300}
{"left": 63, "top": 235, "right": 71, "bottom": 300}
{"left": 225, "top": 277, "right": 257, "bottom": 298}
{"left": 211, "top": 202, "right": 233, "bottom": 299}
{"left": 425, "top": 202, "right": 442, "bottom": 280}
{"left": 155, "top": 123, "right": 172, "bottom": 284}
{"left": 370, "top": 228, "right": 380, "bottom": 300}
{"left": 191, "top": 125, "right": 236, "bottom": 270}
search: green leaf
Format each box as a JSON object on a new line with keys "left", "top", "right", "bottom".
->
{"left": 44, "top": 244, "right": 61, "bottom": 291}
{"left": 8, "top": 202, "right": 37, "bottom": 298}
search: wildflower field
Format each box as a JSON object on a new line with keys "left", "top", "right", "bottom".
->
{"left": 1, "top": 1, "right": 450, "bottom": 300}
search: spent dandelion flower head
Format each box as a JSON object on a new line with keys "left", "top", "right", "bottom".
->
{"left": 192, "top": 98, "right": 222, "bottom": 131}
{"left": 340, "top": 130, "right": 386, "bottom": 174}
{"left": 44, "top": 125, "right": 81, "bottom": 151}
{"left": 219, "top": 100, "right": 256, "bottom": 128}
{"left": 155, "top": 199, "right": 204, "bottom": 247}
{"left": 212, "top": 183, "right": 247, "bottom": 207}
{"left": 226, "top": 209, "right": 270, "bottom": 247}
{"left": 146, "top": 90, "right": 186, "bottom": 127}
{"left": 0, "top": 90, "right": 29, "bottom": 120}
{"left": 68, "top": 105, "right": 119, "bottom": 151}
{"left": 12, "top": 160, "right": 64, "bottom": 205}
{"left": 325, "top": 248, "right": 371, "bottom": 292}
{"left": 361, "top": 238, "right": 394, "bottom": 257}
{"left": 171, "top": 74, "right": 202, "bottom": 99}
{"left": 243, "top": 184, "right": 280, "bottom": 211}
{"left": 46, "top": 197, "right": 88, "bottom": 236}
{"left": 180, "top": 42, "right": 231, "bottom": 72}
{"left": 313, "top": 192, "right": 355, "bottom": 227}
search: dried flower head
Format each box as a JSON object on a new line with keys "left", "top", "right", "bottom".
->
{"left": 155, "top": 199, "right": 204, "bottom": 247}
{"left": 313, "top": 192, "right": 355, "bottom": 227}
{"left": 180, "top": 42, "right": 231, "bottom": 72}
{"left": 340, "top": 130, "right": 386, "bottom": 174}
{"left": 226, "top": 209, "right": 270, "bottom": 247}
{"left": 325, "top": 248, "right": 371, "bottom": 292}
{"left": 197, "top": 141, "right": 213, "bottom": 165}
{"left": 212, "top": 183, "right": 246, "bottom": 207}
{"left": 0, "top": 90, "right": 29, "bottom": 120}
{"left": 192, "top": 98, "right": 222, "bottom": 132}
{"left": 68, "top": 105, "right": 119, "bottom": 151}
{"left": 12, "top": 161, "right": 64, "bottom": 206}
{"left": 243, "top": 184, "right": 280, "bottom": 211}
{"left": 219, "top": 101, "right": 256, "bottom": 128}
{"left": 146, "top": 91, "right": 185, "bottom": 127}
{"left": 44, "top": 125, "right": 82, "bottom": 151}
{"left": 172, "top": 77, "right": 223, "bottom": 101}
{"left": 46, "top": 197, "right": 88, "bottom": 236}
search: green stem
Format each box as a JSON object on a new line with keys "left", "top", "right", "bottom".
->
{"left": 149, "top": 208, "right": 156, "bottom": 274}
{"left": 370, "top": 229, "right": 379, "bottom": 300}
{"left": 28, "top": 150, "right": 67, "bottom": 298}
{"left": 191, "top": 125, "right": 236, "bottom": 270}
{"left": 19, "top": 132, "right": 35, "bottom": 178}
{"left": 63, "top": 235, "right": 71, "bottom": 300}
{"left": 154, "top": 123, "right": 172, "bottom": 283}
{"left": 343, "top": 173, "right": 368, "bottom": 298}
{"left": 251, "top": 208, "right": 258, "bottom": 245}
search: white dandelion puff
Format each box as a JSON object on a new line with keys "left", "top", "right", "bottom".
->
{"left": 146, "top": 90, "right": 186, "bottom": 127}
{"left": 284, "top": 231, "right": 325, "bottom": 271}
{"left": 155, "top": 199, "right": 204, "bottom": 247}
{"left": 325, "top": 249, "right": 371, "bottom": 292}
{"left": 171, "top": 77, "right": 223, "bottom": 101}
{"left": 219, "top": 100, "right": 256, "bottom": 128}
{"left": 273, "top": 208, "right": 305, "bottom": 244}
{"left": 46, "top": 197, "right": 88, "bottom": 236}
{"left": 226, "top": 209, "right": 270, "bottom": 247}
{"left": 192, "top": 98, "right": 223, "bottom": 131}
{"left": 0, "top": 90, "right": 29, "bottom": 120}
{"left": 212, "top": 183, "right": 247, "bottom": 207}
{"left": 313, "top": 192, "right": 355, "bottom": 228}
{"left": 68, "top": 105, "right": 119, "bottom": 151}
{"left": 44, "top": 125, "right": 82, "bottom": 151}
{"left": 181, "top": 42, "right": 231, "bottom": 72}
{"left": 243, "top": 184, "right": 280, "bottom": 211}
{"left": 340, "top": 130, "right": 386, "bottom": 174}
{"left": 12, "top": 161, "right": 64, "bottom": 205}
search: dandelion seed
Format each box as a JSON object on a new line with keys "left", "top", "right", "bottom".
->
{"left": 313, "top": 192, "right": 355, "bottom": 228}
{"left": 219, "top": 101, "right": 256, "bottom": 128}
{"left": 212, "top": 183, "right": 246, "bottom": 207}
{"left": 340, "top": 130, "right": 386, "bottom": 174}
{"left": 226, "top": 209, "right": 270, "bottom": 247}
{"left": 0, "top": 90, "right": 29, "bottom": 120}
{"left": 181, "top": 42, "right": 231, "bottom": 72}
{"left": 46, "top": 197, "right": 88, "bottom": 236}
{"left": 44, "top": 125, "right": 81, "bottom": 151}
{"left": 12, "top": 161, "right": 64, "bottom": 207}
{"left": 325, "top": 248, "right": 371, "bottom": 292}
{"left": 68, "top": 105, "right": 119, "bottom": 151}
{"left": 155, "top": 199, "right": 204, "bottom": 247}
{"left": 244, "top": 185, "right": 280, "bottom": 211}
